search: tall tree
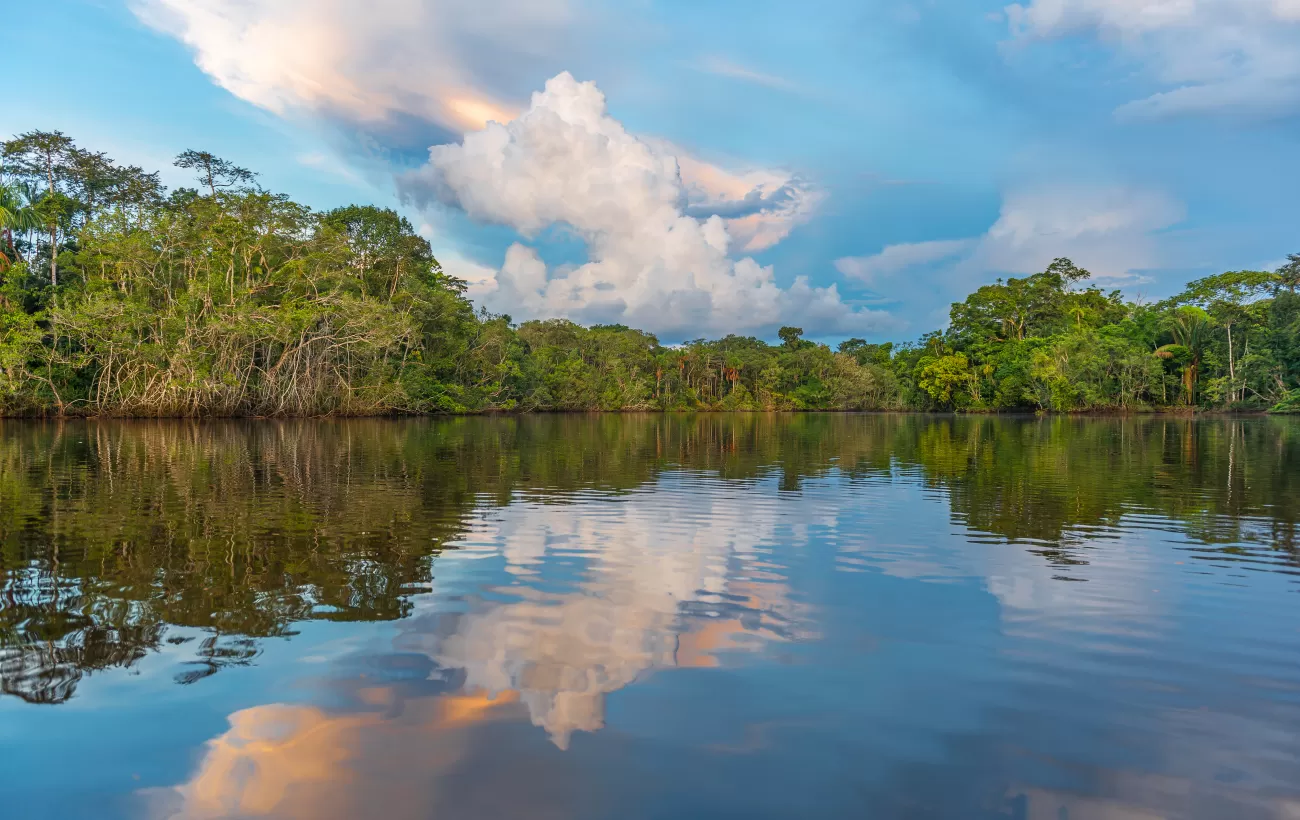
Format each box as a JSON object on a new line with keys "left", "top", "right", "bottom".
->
{"left": 949, "top": 258, "right": 1091, "bottom": 344}
{"left": 66, "top": 149, "right": 122, "bottom": 222}
{"left": 1175, "top": 270, "right": 1277, "bottom": 403}
{"left": 3, "top": 131, "right": 76, "bottom": 286}
{"left": 318, "top": 205, "right": 442, "bottom": 299}
{"left": 1155, "top": 307, "right": 1216, "bottom": 405}
{"left": 174, "top": 150, "right": 257, "bottom": 197}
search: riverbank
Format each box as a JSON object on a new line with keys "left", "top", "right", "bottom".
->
{"left": 2, "top": 129, "right": 1297, "bottom": 418}
{"left": 1, "top": 406, "right": 1289, "bottom": 420}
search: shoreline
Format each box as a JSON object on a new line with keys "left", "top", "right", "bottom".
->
{"left": 0, "top": 408, "right": 1287, "bottom": 421}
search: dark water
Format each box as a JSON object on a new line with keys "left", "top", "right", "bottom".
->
{"left": 2, "top": 415, "right": 1299, "bottom": 820}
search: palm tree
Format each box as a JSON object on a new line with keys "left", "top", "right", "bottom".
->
{"left": 1155, "top": 306, "right": 1216, "bottom": 405}
{"left": 0, "top": 181, "right": 39, "bottom": 271}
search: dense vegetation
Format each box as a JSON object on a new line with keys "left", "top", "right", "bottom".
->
{"left": 2, "top": 130, "right": 1298, "bottom": 416}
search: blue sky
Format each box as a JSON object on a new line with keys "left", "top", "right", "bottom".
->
{"left": 4, "top": 0, "right": 1299, "bottom": 341}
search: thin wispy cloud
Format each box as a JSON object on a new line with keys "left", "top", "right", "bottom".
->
{"left": 696, "top": 56, "right": 799, "bottom": 92}
{"left": 839, "top": 185, "right": 1185, "bottom": 299}
{"left": 1006, "top": 0, "right": 1300, "bottom": 118}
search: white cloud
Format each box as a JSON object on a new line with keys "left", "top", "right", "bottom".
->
{"left": 671, "top": 149, "right": 822, "bottom": 253}
{"left": 1006, "top": 0, "right": 1300, "bottom": 117}
{"left": 437, "top": 251, "right": 502, "bottom": 301}
{"left": 841, "top": 185, "right": 1184, "bottom": 295}
{"left": 135, "top": 1, "right": 825, "bottom": 283}
{"left": 400, "top": 73, "right": 895, "bottom": 338}
{"left": 836, "top": 239, "right": 976, "bottom": 287}
{"left": 976, "top": 186, "right": 1184, "bottom": 284}
{"left": 131, "top": 0, "right": 571, "bottom": 132}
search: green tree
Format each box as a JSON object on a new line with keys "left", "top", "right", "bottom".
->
{"left": 918, "top": 352, "right": 974, "bottom": 409}
{"left": 174, "top": 150, "right": 257, "bottom": 197}
{"left": 1175, "top": 270, "right": 1277, "bottom": 405}
{"left": 1155, "top": 307, "right": 1216, "bottom": 405}
{"left": 3, "top": 131, "right": 76, "bottom": 286}
{"left": 0, "top": 182, "right": 39, "bottom": 271}
{"left": 1277, "top": 254, "right": 1300, "bottom": 294}
{"left": 949, "top": 257, "right": 1091, "bottom": 344}
{"left": 778, "top": 326, "right": 804, "bottom": 349}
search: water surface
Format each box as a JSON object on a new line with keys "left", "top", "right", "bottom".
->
{"left": 1, "top": 415, "right": 1299, "bottom": 819}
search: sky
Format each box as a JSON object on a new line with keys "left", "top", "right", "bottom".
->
{"left": 3, "top": 0, "right": 1299, "bottom": 341}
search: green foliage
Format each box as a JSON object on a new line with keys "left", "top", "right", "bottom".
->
{"left": 918, "top": 353, "right": 974, "bottom": 409}
{"left": 1271, "top": 390, "right": 1300, "bottom": 414}
{"left": 174, "top": 149, "right": 257, "bottom": 197}
{"left": 1, "top": 129, "right": 1298, "bottom": 417}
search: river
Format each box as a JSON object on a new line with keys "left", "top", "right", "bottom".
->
{"left": 1, "top": 415, "right": 1297, "bottom": 819}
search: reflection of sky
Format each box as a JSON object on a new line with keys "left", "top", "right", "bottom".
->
{"left": 395, "top": 474, "right": 822, "bottom": 748}
{"left": 4, "top": 466, "right": 1300, "bottom": 819}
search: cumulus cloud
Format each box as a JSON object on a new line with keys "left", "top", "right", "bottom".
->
{"left": 1006, "top": 0, "right": 1300, "bottom": 118}
{"left": 436, "top": 250, "right": 502, "bottom": 301}
{"left": 672, "top": 150, "right": 822, "bottom": 253}
{"left": 400, "top": 73, "right": 894, "bottom": 338}
{"left": 838, "top": 185, "right": 1185, "bottom": 296}
{"left": 134, "top": 1, "right": 824, "bottom": 279}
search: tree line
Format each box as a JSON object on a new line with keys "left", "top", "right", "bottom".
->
{"left": 1, "top": 129, "right": 1297, "bottom": 416}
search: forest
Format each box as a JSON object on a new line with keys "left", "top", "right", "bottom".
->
{"left": 1, "top": 129, "right": 1298, "bottom": 416}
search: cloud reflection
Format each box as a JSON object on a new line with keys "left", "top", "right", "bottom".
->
{"left": 146, "top": 473, "right": 822, "bottom": 815}
{"left": 398, "top": 478, "right": 819, "bottom": 748}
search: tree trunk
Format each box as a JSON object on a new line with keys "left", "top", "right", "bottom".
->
{"left": 1226, "top": 323, "right": 1235, "bottom": 404}
{"left": 49, "top": 226, "right": 58, "bottom": 286}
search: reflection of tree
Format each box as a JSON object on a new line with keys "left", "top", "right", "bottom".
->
{"left": 0, "top": 620, "right": 165, "bottom": 704}
{"left": 900, "top": 416, "right": 1300, "bottom": 564}
{"left": 0, "top": 569, "right": 167, "bottom": 703}
{"left": 1, "top": 414, "right": 1297, "bottom": 704}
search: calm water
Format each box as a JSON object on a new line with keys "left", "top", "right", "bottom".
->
{"left": 1, "top": 415, "right": 1299, "bottom": 819}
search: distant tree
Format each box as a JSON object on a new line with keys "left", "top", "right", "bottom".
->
{"left": 2, "top": 130, "right": 74, "bottom": 191}
{"left": 174, "top": 150, "right": 257, "bottom": 197}
{"left": 65, "top": 149, "right": 125, "bottom": 221}
{"left": 918, "top": 352, "right": 973, "bottom": 408}
{"left": 1044, "top": 257, "right": 1091, "bottom": 286}
{"left": 1277, "top": 254, "right": 1300, "bottom": 294}
{"left": 112, "top": 165, "right": 165, "bottom": 216}
{"left": 949, "top": 258, "right": 1090, "bottom": 344}
{"left": 778, "top": 326, "right": 804, "bottom": 349}
{"left": 1174, "top": 270, "right": 1277, "bottom": 404}
{"left": 1155, "top": 306, "right": 1216, "bottom": 405}
{"left": 319, "top": 205, "right": 445, "bottom": 299}
{"left": 839, "top": 338, "right": 894, "bottom": 366}
{"left": 3, "top": 131, "right": 76, "bottom": 285}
